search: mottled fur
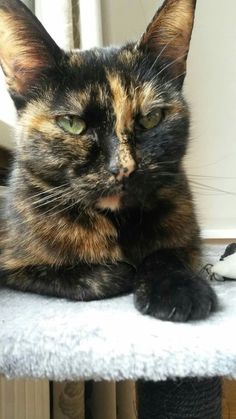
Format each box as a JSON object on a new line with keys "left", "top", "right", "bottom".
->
{"left": 0, "top": 0, "right": 217, "bottom": 321}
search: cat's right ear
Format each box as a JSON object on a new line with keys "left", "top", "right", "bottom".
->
{"left": 0, "top": 0, "right": 63, "bottom": 107}
{"left": 136, "top": 0, "right": 197, "bottom": 84}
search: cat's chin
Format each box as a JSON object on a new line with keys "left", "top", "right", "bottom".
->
{"left": 96, "top": 193, "right": 123, "bottom": 211}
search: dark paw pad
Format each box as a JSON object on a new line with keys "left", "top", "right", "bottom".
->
{"left": 134, "top": 275, "right": 218, "bottom": 322}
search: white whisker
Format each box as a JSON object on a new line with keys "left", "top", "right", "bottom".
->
{"left": 166, "top": 71, "right": 186, "bottom": 85}
{"left": 32, "top": 188, "right": 73, "bottom": 209}
{"left": 189, "top": 180, "right": 236, "bottom": 196}
{"left": 155, "top": 53, "right": 187, "bottom": 79}
{"left": 148, "top": 32, "right": 181, "bottom": 74}
{"left": 23, "top": 183, "right": 69, "bottom": 202}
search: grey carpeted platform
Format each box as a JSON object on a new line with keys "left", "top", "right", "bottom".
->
{"left": 0, "top": 280, "right": 236, "bottom": 382}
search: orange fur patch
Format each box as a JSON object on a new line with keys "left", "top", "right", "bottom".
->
{"left": 96, "top": 194, "right": 123, "bottom": 211}
{"left": 0, "top": 205, "right": 123, "bottom": 269}
{"left": 106, "top": 72, "right": 136, "bottom": 175}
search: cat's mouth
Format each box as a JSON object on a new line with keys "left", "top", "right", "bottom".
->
{"left": 96, "top": 192, "right": 124, "bottom": 211}
{"left": 94, "top": 174, "right": 136, "bottom": 211}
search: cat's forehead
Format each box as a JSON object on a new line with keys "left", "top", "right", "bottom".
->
{"left": 67, "top": 46, "right": 138, "bottom": 94}
{"left": 69, "top": 46, "right": 137, "bottom": 72}
{"left": 64, "top": 46, "right": 171, "bottom": 115}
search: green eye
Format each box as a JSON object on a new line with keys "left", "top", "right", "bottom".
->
{"left": 138, "top": 109, "right": 163, "bottom": 130}
{"left": 56, "top": 115, "right": 86, "bottom": 135}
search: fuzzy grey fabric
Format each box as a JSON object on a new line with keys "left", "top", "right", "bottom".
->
{"left": 0, "top": 280, "right": 236, "bottom": 381}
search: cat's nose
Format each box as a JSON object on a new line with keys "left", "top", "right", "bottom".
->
{"left": 106, "top": 135, "right": 137, "bottom": 180}
{"left": 108, "top": 159, "right": 137, "bottom": 181}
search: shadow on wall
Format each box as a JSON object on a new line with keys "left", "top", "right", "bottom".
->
{"left": 0, "top": 121, "right": 14, "bottom": 185}
{"left": 0, "top": 120, "right": 15, "bottom": 150}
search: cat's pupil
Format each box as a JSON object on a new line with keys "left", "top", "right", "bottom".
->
{"left": 69, "top": 117, "right": 73, "bottom": 127}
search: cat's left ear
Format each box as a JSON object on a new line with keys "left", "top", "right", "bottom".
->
{"left": 0, "top": 0, "right": 63, "bottom": 105}
{"left": 137, "top": 0, "right": 197, "bottom": 84}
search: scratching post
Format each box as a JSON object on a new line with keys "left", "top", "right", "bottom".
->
{"left": 137, "top": 377, "right": 222, "bottom": 419}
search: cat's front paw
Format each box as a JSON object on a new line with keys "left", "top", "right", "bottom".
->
{"left": 134, "top": 274, "right": 218, "bottom": 322}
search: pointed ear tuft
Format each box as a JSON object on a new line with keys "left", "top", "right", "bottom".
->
{"left": 0, "top": 0, "right": 62, "bottom": 101}
{"left": 138, "top": 0, "right": 197, "bottom": 79}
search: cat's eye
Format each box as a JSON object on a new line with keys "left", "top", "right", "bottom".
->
{"left": 56, "top": 115, "right": 86, "bottom": 135}
{"left": 138, "top": 109, "right": 163, "bottom": 130}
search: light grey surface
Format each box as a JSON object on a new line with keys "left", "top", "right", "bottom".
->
{"left": 0, "top": 281, "right": 236, "bottom": 381}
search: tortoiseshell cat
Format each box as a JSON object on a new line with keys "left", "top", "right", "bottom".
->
{"left": 0, "top": 0, "right": 217, "bottom": 322}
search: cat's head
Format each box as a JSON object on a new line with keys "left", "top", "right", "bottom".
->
{"left": 0, "top": 0, "right": 196, "bottom": 211}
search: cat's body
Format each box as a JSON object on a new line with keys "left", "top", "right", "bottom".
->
{"left": 0, "top": 0, "right": 217, "bottom": 322}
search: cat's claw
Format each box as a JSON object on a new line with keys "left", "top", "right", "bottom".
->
{"left": 134, "top": 274, "right": 218, "bottom": 322}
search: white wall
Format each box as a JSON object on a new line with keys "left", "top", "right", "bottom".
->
{"left": 101, "top": 0, "right": 158, "bottom": 45}
{"left": 101, "top": 0, "right": 236, "bottom": 238}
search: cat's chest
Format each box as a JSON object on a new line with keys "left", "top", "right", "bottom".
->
{"left": 45, "top": 209, "right": 155, "bottom": 266}
{"left": 107, "top": 209, "right": 160, "bottom": 265}
{"left": 45, "top": 211, "right": 123, "bottom": 265}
